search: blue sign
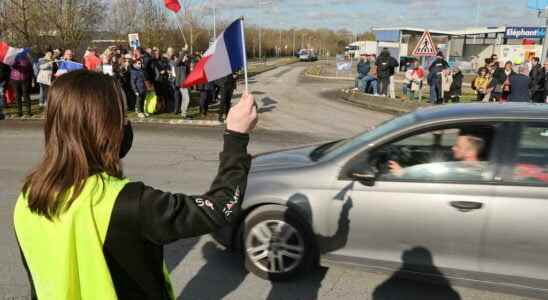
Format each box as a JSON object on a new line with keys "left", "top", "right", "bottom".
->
{"left": 504, "top": 27, "right": 546, "bottom": 39}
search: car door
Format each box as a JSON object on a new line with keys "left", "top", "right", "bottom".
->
{"left": 329, "top": 122, "right": 503, "bottom": 274}
{"left": 482, "top": 122, "right": 548, "bottom": 285}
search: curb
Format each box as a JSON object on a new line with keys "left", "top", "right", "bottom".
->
{"left": 335, "top": 90, "right": 429, "bottom": 116}
{"left": 3, "top": 114, "right": 223, "bottom": 126}
{"left": 304, "top": 70, "right": 472, "bottom": 87}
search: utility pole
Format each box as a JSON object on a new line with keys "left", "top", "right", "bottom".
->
{"left": 292, "top": 29, "right": 296, "bottom": 56}
{"left": 542, "top": 7, "right": 548, "bottom": 64}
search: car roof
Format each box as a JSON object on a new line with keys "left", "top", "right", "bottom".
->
{"left": 413, "top": 103, "right": 548, "bottom": 123}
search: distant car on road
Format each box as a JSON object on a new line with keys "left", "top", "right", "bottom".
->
{"left": 214, "top": 103, "right": 548, "bottom": 294}
{"left": 299, "top": 50, "right": 318, "bottom": 62}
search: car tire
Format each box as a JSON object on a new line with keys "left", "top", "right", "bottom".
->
{"left": 242, "top": 205, "right": 315, "bottom": 281}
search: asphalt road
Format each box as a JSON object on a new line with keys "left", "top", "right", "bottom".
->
{"left": 0, "top": 63, "right": 538, "bottom": 300}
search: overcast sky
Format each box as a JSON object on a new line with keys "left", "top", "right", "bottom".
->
{"left": 180, "top": 0, "right": 542, "bottom": 32}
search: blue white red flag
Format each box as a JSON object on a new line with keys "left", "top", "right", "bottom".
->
{"left": 183, "top": 18, "right": 246, "bottom": 88}
{"left": 0, "top": 42, "right": 29, "bottom": 66}
{"left": 55, "top": 60, "right": 84, "bottom": 77}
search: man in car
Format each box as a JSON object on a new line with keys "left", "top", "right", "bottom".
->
{"left": 388, "top": 133, "right": 485, "bottom": 177}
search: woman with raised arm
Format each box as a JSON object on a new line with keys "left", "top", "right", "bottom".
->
{"left": 13, "top": 70, "right": 257, "bottom": 300}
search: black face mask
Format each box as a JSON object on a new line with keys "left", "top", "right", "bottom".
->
{"left": 119, "top": 121, "right": 134, "bottom": 159}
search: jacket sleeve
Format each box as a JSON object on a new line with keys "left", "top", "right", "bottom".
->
{"left": 136, "top": 130, "right": 251, "bottom": 245}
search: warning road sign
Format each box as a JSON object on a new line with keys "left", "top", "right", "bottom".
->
{"left": 412, "top": 31, "right": 437, "bottom": 57}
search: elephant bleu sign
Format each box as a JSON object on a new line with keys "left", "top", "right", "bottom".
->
{"left": 504, "top": 27, "right": 546, "bottom": 39}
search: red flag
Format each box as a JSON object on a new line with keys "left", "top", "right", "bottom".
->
{"left": 164, "top": 0, "right": 181, "bottom": 13}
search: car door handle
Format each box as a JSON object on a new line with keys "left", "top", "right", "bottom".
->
{"left": 450, "top": 201, "right": 483, "bottom": 212}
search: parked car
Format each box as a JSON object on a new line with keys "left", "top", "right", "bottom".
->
{"left": 299, "top": 51, "right": 318, "bottom": 62}
{"left": 213, "top": 103, "right": 548, "bottom": 294}
{"left": 399, "top": 56, "right": 418, "bottom": 72}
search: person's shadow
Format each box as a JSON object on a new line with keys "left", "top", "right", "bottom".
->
{"left": 266, "top": 266, "right": 328, "bottom": 300}
{"left": 177, "top": 241, "right": 248, "bottom": 300}
{"left": 373, "top": 246, "right": 461, "bottom": 300}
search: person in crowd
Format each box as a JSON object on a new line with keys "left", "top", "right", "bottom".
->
{"left": 375, "top": 48, "right": 399, "bottom": 97}
{"left": 428, "top": 51, "right": 449, "bottom": 104}
{"left": 199, "top": 82, "right": 215, "bottom": 116}
{"left": 13, "top": 70, "right": 257, "bottom": 300}
{"left": 359, "top": 55, "right": 378, "bottom": 95}
{"left": 491, "top": 54, "right": 499, "bottom": 65}
{"left": 402, "top": 61, "right": 424, "bottom": 100}
{"left": 217, "top": 73, "right": 237, "bottom": 122}
{"left": 471, "top": 67, "right": 491, "bottom": 102}
{"left": 130, "top": 59, "right": 147, "bottom": 118}
{"left": 153, "top": 49, "right": 172, "bottom": 112}
{"left": 488, "top": 61, "right": 505, "bottom": 102}
{"left": 508, "top": 65, "right": 531, "bottom": 102}
{"left": 448, "top": 67, "right": 463, "bottom": 103}
{"left": 0, "top": 62, "right": 10, "bottom": 119}
{"left": 501, "top": 61, "right": 515, "bottom": 101}
{"left": 544, "top": 61, "right": 548, "bottom": 103}
{"left": 37, "top": 51, "right": 54, "bottom": 107}
{"left": 119, "top": 54, "right": 135, "bottom": 111}
{"left": 354, "top": 56, "right": 370, "bottom": 92}
{"left": 83, "top": 47, "right": 101, "bottom": 72}
{"left": 166, "top": 47, "right": 182, "bottom": 115}
{"left": 11, "top": 53, "right": 34, "bottom": 117}
{"left": 529, "top": 57, "right": 545, "bottom": 103}
{"left": 63, "top": 49, "right": 74, "bottom": 62}
{"left": 441, "top": 68, "right": 453, "bottom": 104}
{"left": 100, "top": 54, "right": 114, "bottom": 76}
{"left": 173, "top": 50, "right": 191, "bottom": 118}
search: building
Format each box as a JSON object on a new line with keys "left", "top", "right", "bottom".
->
{"left": 372, "top": 26, "right": 545, "bottom": 68}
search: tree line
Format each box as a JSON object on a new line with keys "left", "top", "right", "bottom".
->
{"left": 0, "top": 0, "right": 374, "bottom": 57}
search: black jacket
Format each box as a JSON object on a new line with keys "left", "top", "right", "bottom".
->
{"left": 20, "top": 130, "right": 251, "bottom": 300}
{"left": 375, "top": 50, "right": 399, "bottom": 78}
{"left": 428, "top": 58, "right": 449, "bottom": 79}
{"left": 450, "top": 71, "right": 463, "bottom": 96}
{"left": 0, "top": 62, "right": 11, "bottom": 83}
{"left": 508, "top": 74, "right": 531, "bottom": 102}
{"left": 529, "top": 64, "right": 545, "bottom": 93}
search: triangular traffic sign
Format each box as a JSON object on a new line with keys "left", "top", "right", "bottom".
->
{"left": 412, "top": 31, "right": 437, "bottom": 57}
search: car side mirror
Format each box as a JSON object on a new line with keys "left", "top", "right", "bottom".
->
{"left": 349, "top": 166, "right": 378, "bottom": 186}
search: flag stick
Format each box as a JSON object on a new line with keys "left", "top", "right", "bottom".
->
{"left": 172, "top": 11, "right": 189, "bottom": 47}
{"left": 240, "top": 17, "right": 249, "bottom": 92}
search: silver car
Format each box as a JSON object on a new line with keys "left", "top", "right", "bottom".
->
{"left": 213, "top": 103, "right": 548, "bottom": 293}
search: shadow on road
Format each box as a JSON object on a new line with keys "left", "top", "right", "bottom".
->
{"left": 266, "top": 266, "right": 329, "bottom": 300}
{"left": 372, "top": 246, "right": 461, "bottom": 300}
{"left": 258, "top": 97, "right": 278, "bottom": 114}
{"left": 177, "top": 241, "right": 248, "bottom": 300}
{"left": 165, "top": 237, "right": 200, "bottom": 273}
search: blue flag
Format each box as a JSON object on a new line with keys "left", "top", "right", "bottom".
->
{"left": 55, "top": 60, "right": 84, "bottom": 76}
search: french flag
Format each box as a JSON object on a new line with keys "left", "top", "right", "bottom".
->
{"left": 0, "top": 42, "right": 29, "bottom": 66}
{"left": 183, "top": 18, "right": 246, "bottom": 88}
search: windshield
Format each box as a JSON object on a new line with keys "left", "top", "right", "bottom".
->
{"left": 313, "top": 113, "right": 417, "bottom": 161}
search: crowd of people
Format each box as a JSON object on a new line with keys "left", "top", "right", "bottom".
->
{"left": 353, "top": 48, "right": 548, "bottom": 104}
{"left": 0, "top": 45, "right": 238, "bottom": 122}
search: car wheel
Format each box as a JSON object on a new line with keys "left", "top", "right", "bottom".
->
{"left": 243, "top": 206, "right": 315, "bottom": 281}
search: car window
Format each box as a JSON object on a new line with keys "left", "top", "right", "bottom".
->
{"left": 318, "top": 113, "right": 417, "bottom": 161}
{"left": 367, "top": 125, "right": 497, "bottom": 183}
{"left": 510, "top": 125, "right": 548, "bottom": 186}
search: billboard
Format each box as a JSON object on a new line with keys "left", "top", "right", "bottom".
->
{"left": 504, "top": 27, "right": 546, "bottom": 39}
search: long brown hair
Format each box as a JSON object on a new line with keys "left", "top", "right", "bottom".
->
{"left": 23, "top": 70, "right": 126, "bottom": 219}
